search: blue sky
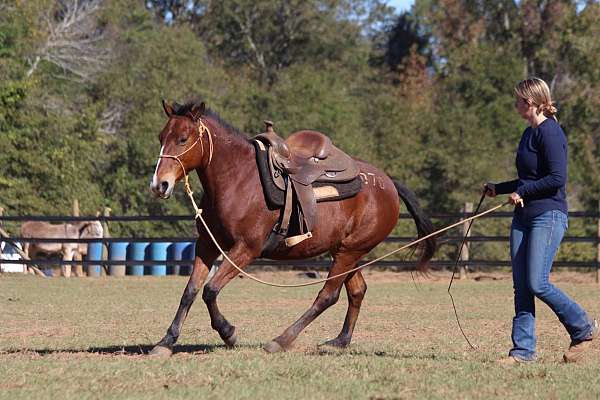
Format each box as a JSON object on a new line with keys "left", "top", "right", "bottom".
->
{"left": 386, "top": 0, "right": 415, "bottom": 13}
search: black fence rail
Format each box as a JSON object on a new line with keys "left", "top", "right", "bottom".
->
{"left": 1, "top": 211, "right": 599, "bottom": 222}
{"left": 1, "top": 259, "right": 597, "bottom": 270}
{"left": 3, "top": 235, "right": 598, "bottom": 244}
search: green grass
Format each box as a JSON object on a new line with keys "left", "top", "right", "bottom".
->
{"left": 1, "top": 271, "right": 599, "bottom": 399}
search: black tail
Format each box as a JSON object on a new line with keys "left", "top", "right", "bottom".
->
{"left": 391, "top": 178, "right": 437, "bottom": 272}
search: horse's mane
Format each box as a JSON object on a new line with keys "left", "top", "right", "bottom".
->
{"left": 173, "top": 100, "right": 247, "bottom": 139}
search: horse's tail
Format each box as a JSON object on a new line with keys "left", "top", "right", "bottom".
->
{"left": 391, "top": 178, "right": 437, "bottom": 272}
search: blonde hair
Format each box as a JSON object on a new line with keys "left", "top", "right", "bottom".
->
{"left": 514, "top": 77, "right": 558, "bottom": 120}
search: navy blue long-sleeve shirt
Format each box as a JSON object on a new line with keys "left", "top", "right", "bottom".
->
{"left": 495, "top": 118, "right": 568, "bottom": 219}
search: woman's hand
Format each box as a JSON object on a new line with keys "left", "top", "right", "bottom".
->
{"left": 509, "top": 192, "right": 524, "bottom": 207}
{"left": 483, "top": 182, "right": 496, "bottom": 197}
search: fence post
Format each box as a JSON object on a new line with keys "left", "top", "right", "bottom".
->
{"left": 0, "top": 207, "right": 3, "bottom": 271}
{"left": 101, "top": 207, "right": 111, "bottom": 276}
{"left": 72, "top": 199, "right": 80, "bottom": 216}
{"left": 72, "top": 199, "right": 84, "bottom": 277}
{"left": 460, "top": 202, "right": 473, "bottom": 279}
{"left": 596, "top": 200, "right": 599, "bottom": 284}
{"left": 101, "top": 207, "right": 111, "bottom": 238}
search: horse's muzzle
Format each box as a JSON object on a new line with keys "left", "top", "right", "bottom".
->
{"left": 150, "top": 179, "right": 174, "bottom": 199}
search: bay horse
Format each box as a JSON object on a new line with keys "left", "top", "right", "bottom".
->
{"left": 149, "top": 100, "right": 436, "bottom": 355}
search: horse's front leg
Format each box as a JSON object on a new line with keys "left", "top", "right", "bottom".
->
{"left": 150, "top": 243, "right": 218, "bottom": 357}
{"left": 202, "top": 243, "right": 255, "bottom": 347}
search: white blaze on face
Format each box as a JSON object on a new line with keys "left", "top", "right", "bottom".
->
{"left": 152, "top": 145, "right": 165, "bottom": 187}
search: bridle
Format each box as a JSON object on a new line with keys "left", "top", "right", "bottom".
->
{"left": 157, "top": 118, "right": 214, "bottom": 205}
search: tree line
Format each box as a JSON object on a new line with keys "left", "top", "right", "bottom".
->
{"left": 1, "top": 0, "right": 598, "bottom": 241}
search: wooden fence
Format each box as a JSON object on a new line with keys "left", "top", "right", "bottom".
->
{"left": 1, "top": 202, "right": 599, "bottom": 281}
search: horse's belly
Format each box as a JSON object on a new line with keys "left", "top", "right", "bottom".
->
{"left": 266, "top": 244, "right": 331, "bottom": 261}
{"left": 31, "top": 243, "right": 64, "bottom": 255}
{"left": 261, "top": 198, "right": 356, "bottom": 260}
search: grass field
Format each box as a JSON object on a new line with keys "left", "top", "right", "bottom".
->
{"left": 1, "top": 270, "right": 599, "bottom": 399}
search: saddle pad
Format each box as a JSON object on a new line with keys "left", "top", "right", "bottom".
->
{"left": 253, "top": 140, "right": 362, "bottom": 209}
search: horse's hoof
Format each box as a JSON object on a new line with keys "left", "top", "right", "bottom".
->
{"left": 223, "top": 329, "right": 238, "bottom": 348}
{"left": 263, "top": 340, "right": 285, "bottom": 354}
{"left": 149, "top": 345, "right": 173, "bottom": 357}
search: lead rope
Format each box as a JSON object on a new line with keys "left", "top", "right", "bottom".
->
{"left": 447, "top": 193, "right": 487, "bottom": 350}
{"left": 182, "top": 179, "right": 508, "bottom": 287}
{"left": 161, "top": 123, "right": 509, "bottom": 288}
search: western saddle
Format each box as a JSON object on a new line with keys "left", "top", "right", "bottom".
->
{"left": 253, "top": 121, "right": 360, "bottom": 248}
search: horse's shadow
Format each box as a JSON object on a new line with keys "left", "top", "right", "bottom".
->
{"left": 2, "top": 343, "right": 257, "bottom": 357}
{"left": 4, "top": 345, "right": 468, "bottom": 362}
{"left": 309, "top": 346, "right": 465, "bottom": 362}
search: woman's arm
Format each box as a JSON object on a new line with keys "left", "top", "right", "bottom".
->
{"left": 494, "top": 179, "right": 519, "bottom": 195}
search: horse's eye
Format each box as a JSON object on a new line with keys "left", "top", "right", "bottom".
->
{"left": 178, "top": 137, "right": 188, "bottom": 145}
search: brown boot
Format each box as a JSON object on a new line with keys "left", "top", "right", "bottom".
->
{"left": 563, "top": 319, "right": 598, "bottom": 363}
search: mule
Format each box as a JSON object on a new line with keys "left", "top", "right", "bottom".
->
{"left": 20, "top": 220, "right": 103, "bottom": 277}
{"left": 149, "top": 100, "right": 436, "bottom": 355}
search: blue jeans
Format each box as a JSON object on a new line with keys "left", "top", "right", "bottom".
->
{"left": 509, "top": 210, "right": 593, "bottom": 360}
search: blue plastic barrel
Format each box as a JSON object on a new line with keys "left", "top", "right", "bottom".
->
{"left": 87, "top": 241, "right": 104, "bottom": 277}
{"left": 149, "top": 242, "right": 170, "bottom": 276}
{"left": 168, "top": 242, "right": 188, "bottom": 276}
{"left": 179, "top": 242, "right": 196, "bottom": 276}
{"left": 127, "top": 242, "right": 148, "bottom": 276}
{"left": 108, "top": 242, "right": 128, "bottom": 276}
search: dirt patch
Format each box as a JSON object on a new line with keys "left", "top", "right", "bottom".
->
{"left": 0, "top": 323, "right": 74, "bottom": 339}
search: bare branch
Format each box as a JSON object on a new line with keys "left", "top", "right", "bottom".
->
{"left": 26, "top": 0, "right": 111, "bottom": 81}
{"left": 99, "top": 103, "right": 128, "bottom": 136}
{"left": 229, "top": 7, "right": 267, "bottom": 72}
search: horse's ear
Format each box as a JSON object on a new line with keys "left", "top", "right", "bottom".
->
{"left": 189, "top": 102, "right": 206, "bottom": 122}
{"left": 162, "top": 99, "right": 174, "bottom": 117}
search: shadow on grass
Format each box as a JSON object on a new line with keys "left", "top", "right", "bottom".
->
{"left": 308, "top": 346, "right": 464, "bottom": 362}
{"left": 1, "top": 343, "right": 258, "bottom": 357}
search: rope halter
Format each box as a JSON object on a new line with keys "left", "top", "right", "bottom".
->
{"left": 157, "top": 119, "right": 213, "bottom": 218}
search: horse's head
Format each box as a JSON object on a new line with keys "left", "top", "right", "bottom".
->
{"left": 150, "top": 100, "right": 209, "bottom": 198}
{"left": 79, "top": 221, "right": 103, "bottom": 239}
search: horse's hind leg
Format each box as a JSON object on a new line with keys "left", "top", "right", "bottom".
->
{"left": 321, "top": 271, "right": 367, "bottom": 348}
{"left": 264, "top": 252, "right": 362, "bottom": 353}
{"left": 150, "top": 243, "right": 218, "bottom": 357}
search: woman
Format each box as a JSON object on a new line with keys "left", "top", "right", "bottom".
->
{"left": 484, "top": 77, "right": 597, "bottom": 364}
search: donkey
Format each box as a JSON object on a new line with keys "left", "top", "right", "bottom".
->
{"left": 20, "top": 221, "right": 103, "bottom": 277}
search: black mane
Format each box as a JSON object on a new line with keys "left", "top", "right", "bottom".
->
{"left": 173, "top": 100, "right": 246, "bottom": 138}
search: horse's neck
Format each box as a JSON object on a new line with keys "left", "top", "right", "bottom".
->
{"left": 70, "top": 221, "right": 92, "bottom": 237}
{"left": 196, "top": 118, "right": 254, "bottom": 201}
{"left": 71, "top": 221, "right": 88, "bottom": 231}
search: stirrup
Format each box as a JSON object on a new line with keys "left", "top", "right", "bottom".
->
{"left": 284, "top": 232, "right": 313, "bottom": 247}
